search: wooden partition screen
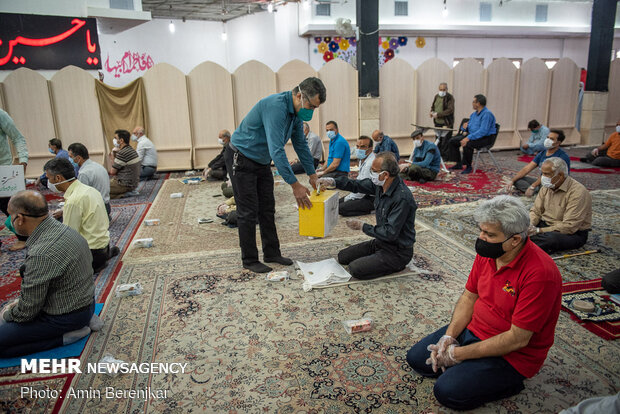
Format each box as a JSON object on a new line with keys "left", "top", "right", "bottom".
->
{"left": 486, "top": 58, "right": 519, "bottom": 148}
{"left": 276, "top": 60, "right": 320, "bottom": 160}
{"left": 548, "top": 58, "right": 581, "bottom": 145}
{"left": 415, "top": 58, "right": 451, "bottom": 136}
{"left": 516, "top": 58, "right": 551, "bottom": 149}
{"left": 233, "top": 60, "right": 277, "bottom": 129}
{"left": 50, "top": 66, "right": 106, "bottom": 165}
{"left": 605, "top": 59, "right": 620, "bottom": 137}
{"left": 142, "top": 63, "right": 192, "bottom": 170}
{"left": 319, "top": 59, "right": 358, "bottom": 146}
{"left": 188, "top": 62, "right": 235, "bottom": 170}
{"left": 452, "top": 58, "right": 485, "bottom": 127}
{"left": 379, "top": 58, "right": 415, "bottom": 155}
{"left": 2, "top": 68, "right": 57, "bottom": 177}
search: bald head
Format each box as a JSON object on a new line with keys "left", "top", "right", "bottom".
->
{"left": 371, "top": 130, "right": 384, "bottom": 143}
{"left": 218, "top": 129, "right": 231, "bottom": 144}
{"left": 132, "top": 126, "right": 145, "bottom": 137}
{"left": 8, "top": 190, "right": 48, "bottom": 217}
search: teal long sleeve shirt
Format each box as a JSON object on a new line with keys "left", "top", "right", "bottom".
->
{"left": 231, "top": 91, "right": 316, "bottom": 185}
{"left": 0, "top": 109, "right": 28, "bottom": 166}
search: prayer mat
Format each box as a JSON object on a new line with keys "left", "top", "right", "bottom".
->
{"left": 561, "top": 279, "right": 620, "bottom": 340}
{"left": 0, "top": 304, "right": 104, "bottom": 369}
{"left": 58, "top": 235, "right": 619, "bottom": 413}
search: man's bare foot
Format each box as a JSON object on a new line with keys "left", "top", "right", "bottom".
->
{"left": 8, "top": 241, "right": 26, "bottom": 251}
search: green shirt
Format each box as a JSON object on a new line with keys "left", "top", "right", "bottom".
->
{"left": 433, "top": 96, "right": 445, "bottom": 125}
{"left": 0, "top": 109, "right": 28, "bottom": 166}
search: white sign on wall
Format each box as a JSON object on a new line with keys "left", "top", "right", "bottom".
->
{"left": 0, "top": 165, "right": 26, "bottom": 197}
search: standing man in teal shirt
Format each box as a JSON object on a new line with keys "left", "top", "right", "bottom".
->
{"left": 224, "top": 77, "right": 326, "bottom": 273}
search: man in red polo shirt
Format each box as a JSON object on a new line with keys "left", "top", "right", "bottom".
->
{"left": 406, "top": 195, "right": 562, "bottom": 411}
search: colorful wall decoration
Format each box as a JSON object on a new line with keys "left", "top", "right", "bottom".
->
{"left": 313, "top": 36, "right": 414, "bottom": 67}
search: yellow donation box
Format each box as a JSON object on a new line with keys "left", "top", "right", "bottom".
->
{"left": 299, "top": 190, "right": 339, "bottom": 238}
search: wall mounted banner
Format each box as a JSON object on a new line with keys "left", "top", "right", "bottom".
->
{"left": 0, "top": 13, "right": 101, "bottom": 70}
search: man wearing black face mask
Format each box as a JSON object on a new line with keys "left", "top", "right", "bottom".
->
{"left": 406, "top": 195, "right": 562, "bottom": 411}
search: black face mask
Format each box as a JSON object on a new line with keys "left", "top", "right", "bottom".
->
{"left": 475, "top": 235, "right": 514, "bottom": 259}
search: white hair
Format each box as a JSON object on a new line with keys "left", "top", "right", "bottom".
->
{"left": 543, "top": 157, "right": 568, "bottom": 176}
{"left": 473, "top": 195, "right": 530, "bottom": 239}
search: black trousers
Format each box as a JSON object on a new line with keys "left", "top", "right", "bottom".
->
{"left": 291, "top": 158, "right": 320, "bottom": 175}
{"left": 339, "top": 196, "right": 374, "bottom": 217}
{"left": 530, "top": 220, "right": 588, "bottom": 254}
{"left": 338, "top": 239, "right": 413, "bottom": 280}
{"left": 91, "top": 245, "right": 111, "bottom": 273}
{"left": 448, "top": 134, "right": 494, "bottom": 167}
{"left": 224, "top": 144, "right": 281, "bottom": 264}
{"left": 0, "top": 197, "right": 28, "bottom": 242}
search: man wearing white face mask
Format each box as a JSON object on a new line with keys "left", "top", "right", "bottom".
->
{"left": 131, "top": 126, "right": 158, "bottom": 180}
{"left": 580, "top": 120, "right": 620, "bottom": 167}
{"left": 203, "top": 129, "right": 231, "bottom": 181}
{"left": 44, "top": 158, "right": 119, "bottom": 272}
{"left": 529, "top": 158, "right": 591, "bottom": 254}
{"left": 338, "top": 136, "right": 375, "bottom": 216}
{"left": 399, "top": 129, "right": 441, "bottom": 183}
{"left": 317, "top": 152, "right": 417, "bottom": 280}
{"left": 507, "top": 129, "right": 571, "bottom": 197}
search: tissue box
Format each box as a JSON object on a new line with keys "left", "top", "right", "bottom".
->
{"left": 298, "top": 190, "right": 338, "bottom": 238}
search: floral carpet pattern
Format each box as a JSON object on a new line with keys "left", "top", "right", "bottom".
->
{"left": 57, "top": 235, "right": 619, "bottom": 414}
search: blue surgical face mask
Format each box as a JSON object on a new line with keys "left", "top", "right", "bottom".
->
{"left": 297, "top": 86, "right": 314, "bottom": 121}
{"left": 327, "top": 130, "right": 336, "bottom": 140}
{"left": 356, "top": 149, "right": 368, "bottom": 159}
{"left": 69, "top": 157, "right": 79, "bottom": 170}
{"left": 48, "top": 148, "right": 55, "bottom": 154}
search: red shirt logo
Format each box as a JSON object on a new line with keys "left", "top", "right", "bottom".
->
{"left": 503, "top": 280, "right": 516, "bottom": 296}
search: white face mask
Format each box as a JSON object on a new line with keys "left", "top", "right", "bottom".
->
{"left": 438, "top": 91, "right": 446, "bottom": 97}
{"left": 113, "top": 138, "right": 120, "bottom": 148}
{"left": 616, "top": 126, "right": 620, "bottom": 134}
{"left": 414, "top": 139, "right": 423, "bottom": 148}
{"left": 218, "top": 138, "right": 225, "bottom": 146}
{"left": 543, "top": 138, "right": 554, "bottom": 149}
{"left": 47, "top": 177, "right": 75, "bottom": 193}
{"left": 370, "top": 170, "right": 386, "bottom": 186}
{"left": 130, "top": 134, "right": 138, "bottom": 142}
{"left": 540, "top": 175, "right": 555, "bottom": 189}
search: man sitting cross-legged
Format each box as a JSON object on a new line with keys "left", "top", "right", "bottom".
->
{"left": 406, "top": 195, "right": 562, "bottom": 411}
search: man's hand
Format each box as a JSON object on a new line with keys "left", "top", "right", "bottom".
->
{"left": 316, "top": 170, "right": 325, "bottom": 178}
{"left": 292, "top": 181, "right": 312, "bottom": 209}
{"left": 426, "top": 335, "right": 459, "bottom": 373}
{"left": 435, "top": 344, "right": 461, "bottom": 371}
{"left": 399, "top": 163, "right": 409, "bottom": 173}
{"left": 528, "top": 225, "right": 538, "bottom": 237}
{"left": 308, "top": 174, "right": 319, "bottom": 190}
{"left": 522, "top": 143, "right": 529, "bottom": 149}
{"left": 202, "top": 168, "right": 211, "bottom": 178}
{"left": 505, "top": 182, "right": 514, "bottom": 192}
{"left": 0, "top": 299, "right": 18, "bottom": 323}
{"left": 460, "top": 137, "right": 470, "bottom": 148}
{"left": 316, "top": 177, "right": 335, "bottom": 191}
{"left": 345, "top": 219, "right": 363, "bottom": 231}
{"left": 52, "top": 208, "right": 63, "bottom": 219}
{"left": 524, "top": 186, "right": 535, "bottom": 198}
{"left": 591, "top": 148, "right": 599, "bottom": 157}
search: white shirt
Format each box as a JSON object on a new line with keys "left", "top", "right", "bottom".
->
{"left": 345, "top": 151, "right": 376, "bottom": 201}
{"left": 77, "top": 159, "right": 110, "bottom": 204}
{"left": 136, "top": 136, "right": 158, "bottom": 167}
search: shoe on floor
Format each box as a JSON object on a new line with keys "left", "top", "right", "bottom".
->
{"left": 243, "top": 261, "right": 272, "bottom": 273}
{"left": 108, "top": 246, "right": 120, "bottom": 259}
{"left": 461, "top": 167, "right": 473, "bottom": 174}
{"left": 264, "top": 256, "right": 293, "bottom": 266}
{"left": 449, "top": 164, "right": 463, "bottom": 170}
{"left": 579, "top": 157, "right": 590, "bottom": 163}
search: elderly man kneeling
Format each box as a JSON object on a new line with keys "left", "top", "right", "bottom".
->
{"left": 406, "top": 195, "right": 562, "bottom": 411}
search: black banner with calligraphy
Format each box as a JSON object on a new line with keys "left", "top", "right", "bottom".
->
{"left": 0, "top": 13, "right": 101, "bottom": 70}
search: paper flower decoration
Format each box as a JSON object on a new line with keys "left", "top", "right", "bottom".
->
{"left": 334, "top": 36, "right": 341, "bottom": 42}
{"left": 382, "top": 40, "right": 390, "bottom": 50}
{"left": 416, "top": 37, "right": 426, "bottom": 48}
{"left": 323, "top": 51, "right": 334, "bottom": 62}
{"left": 384, "top": 49, "right": 395, "bottom": 61}
{"left": 317, "top": 42, "right": 328, "bottom": 54}
{"left": 389, "top": 38, "right": 399, "bottom": 49}
{"left": 339, "top": 38, "right": 350, "bottom": 51}
{"left": 324, "top": 37, "right": 331, "bottom": 43}
{"left": 398, "top": 37, "right": 408, "bottom": 46}
{"left": 329, "top": 41, "right": 340, "bottom": 52}
{"left": 314, "top": 37, "right": 322, "bottom": 44}
{"left": 349, "top": 37, "right": 357, "bottom": 46}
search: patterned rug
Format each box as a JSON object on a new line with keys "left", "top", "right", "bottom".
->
{"left": 404, "top": 165, "right": 516, "bottom": 208}
{"left": 517, "top": 154, "right": 620, "bottom": 174}
{"left": 0, "top": 203, "right": 148, "bottom": 307}
{"left": 415, "top": 189, "right": 620, "bottom": 283}
{"left": 122, "top": 177, "right": 375, "bottom": 263}
{"left": 55, "top": 233, "right": 619, "bottom": 414}
{"left": 109, "top": 172, "right": 169, "bottom": 206}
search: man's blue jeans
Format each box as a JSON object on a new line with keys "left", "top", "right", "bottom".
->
{"left": 406, "top": 324, "right": 526, "bottom": 411}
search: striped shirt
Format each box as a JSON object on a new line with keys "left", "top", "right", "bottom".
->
{"left": 4, "top": 217, "right": 94, "bottom": 323}
{"left": 112, "top": 145, "right": 141, "bottom": 189}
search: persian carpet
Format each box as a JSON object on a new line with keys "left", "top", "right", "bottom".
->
{"left": 57, "top": 234, "right": 619, "bottom": 414}
{"left": 109, "top": 172, "right": 169, "bottom": 206}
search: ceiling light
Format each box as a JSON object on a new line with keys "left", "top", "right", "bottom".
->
{"left": 442, "top": 0, "right": 448, "bottom": 17}
{"left": 169, "top": 21, "right": 175, "bottom": 33}
{"left": 303, "top": 0, "right": 311, "bottom": 10}
{"left": 268, "top": 2, "right": 274, "bottom": 13}
{"left": 221, "top": 32, "right": 227, "bottom": 41}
